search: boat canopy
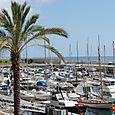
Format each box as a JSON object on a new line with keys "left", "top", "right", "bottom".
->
{"left": 36, "top": 81, "right": 47, "bottom": 87}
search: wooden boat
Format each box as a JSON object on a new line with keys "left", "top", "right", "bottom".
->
{"left": 77, "top": 96, "right": 112, "bottom": 109}
{"left": 77, "top": 37, "right": 112, "bottom": 110}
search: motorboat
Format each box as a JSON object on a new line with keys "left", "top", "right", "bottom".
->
{"left": 49, "top": 91, "right": 87, "bottom": 113}
{"left": 35, "top": 90, "right": 51, "bottom": 101}
{"left": 20, "top": 90, "right": 35, "bottom": 101}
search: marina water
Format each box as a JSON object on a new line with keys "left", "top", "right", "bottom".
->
{"left": 85, "top": 108, "right": 113, "bottom": 115}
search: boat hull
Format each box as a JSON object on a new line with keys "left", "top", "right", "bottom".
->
{"left": 21, "top": 94, "right": 35, "bottom": 101}
{"left": 83, "top": 102, "right": 112, "bottom": 109}
{"left": 35, "top": 94, "right": 51, "bottom": 101}
{"left": 50, "top": 100, "right": 87, "bottom": 113}
{"left": 77, "top": 97, "right": 112, "bottom": 109}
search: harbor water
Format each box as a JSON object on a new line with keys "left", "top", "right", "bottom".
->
{"left": 29, "top": 108, "right": 113, "bottom": 115}
{"left": 85, "top": 108, "right": 113, "bottom": 115}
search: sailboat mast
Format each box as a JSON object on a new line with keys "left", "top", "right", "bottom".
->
{"left": 44, "top": 40, "right": 47, "bottom": 76}
{"left": 44, "top": 41, "right": 47, "bottom": 64}
{"left": 113, "top": 41, "right": 115, "bottom": 77}
{"left": 69, "top": 44, "right": 71, "bottom": 57}
{"left": 26, "top": 41, "right": 29, "bottom": 91}
{"left": 98, "top": 35, "right": 103, "bottom": 99}
{"left": 76, "top": 41, "right": 79, "bottom": 63}
{"left": 69, "top": 44, "right": 72, "bottom": 58}
{"left": 104, "top": 45, "right": 106, "bottom": 74}
{"left": 87, "top": 38, "right": 90, "bottom": 68}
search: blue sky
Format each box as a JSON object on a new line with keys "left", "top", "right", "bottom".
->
{"left": 1, "top": 0, "right": 115, "bottom": 58}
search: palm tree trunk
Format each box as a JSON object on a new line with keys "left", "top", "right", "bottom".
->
{"left": 11, "top": 52, "right": 20, "bottom": 115}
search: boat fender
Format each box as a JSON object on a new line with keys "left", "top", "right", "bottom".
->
{"left": 31, "top": 99, "right": 35, "bottom": 106}
{"left": 112, "top": 105, "right": 115, "bottom": 112}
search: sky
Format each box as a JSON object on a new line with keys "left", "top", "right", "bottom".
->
{"left": 1, "top": 0, "right": 115, "bottom": 58}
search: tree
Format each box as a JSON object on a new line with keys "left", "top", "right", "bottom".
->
{"left": 0, "top": 1, "right": 68, "bottom": 115}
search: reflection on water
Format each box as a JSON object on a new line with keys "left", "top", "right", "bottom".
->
{"left": 85, "top": 107, "right": 112, "bottom": 115}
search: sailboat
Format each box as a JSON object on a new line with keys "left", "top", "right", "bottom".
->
{"left": 77, "top": 35, "right": 113, "bottom": 109}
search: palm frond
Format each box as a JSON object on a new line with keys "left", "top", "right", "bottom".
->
{"left": 2, "top": 9, "right": 13, "bottom": 26}
{"left": 23, "top": 15, "right": 39, "bottom": 34}
{"left": 11, "top": 1, "right": 27, "bottom": 46}
{"left": 44, "top": 45, "right": 65, "bottom": 63}
{"left": 20, "top": 15, "right": 39, "bottom": 42}
{"left": 0, "top": 38, "right": 8, "bottom": 50}
{"left": 0, "top": 13, "right": 13, "bottom": 34}
{"left": 38, "top": 28, "right": 68, "bottom": 38}
{"left": 0, "top": 30, "right": 6, "bottom": 36}
{"left": 19, "top": 25, "right": 44, "bottom": 43}
{"left": 22, "top": 43, "right": 65, "bottom": 63}
{"left": 28, "top": 25, "right": 44, "bottom": 33}
{"left": 19, "top": 35, "right": 50, "bottom": 52}
{"left": 11, "top": 1, "right": 18, "bottom": 24}
{"left": 20, "top": 2, "right": 30, "bottom": 29}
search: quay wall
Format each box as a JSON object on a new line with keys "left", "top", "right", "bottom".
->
{"left": 0, "top": 58, "right": 114, "bottom": 73}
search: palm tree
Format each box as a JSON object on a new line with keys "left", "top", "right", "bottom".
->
{"left": 0, "top": 1, "right": 68, "bottom": 115}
